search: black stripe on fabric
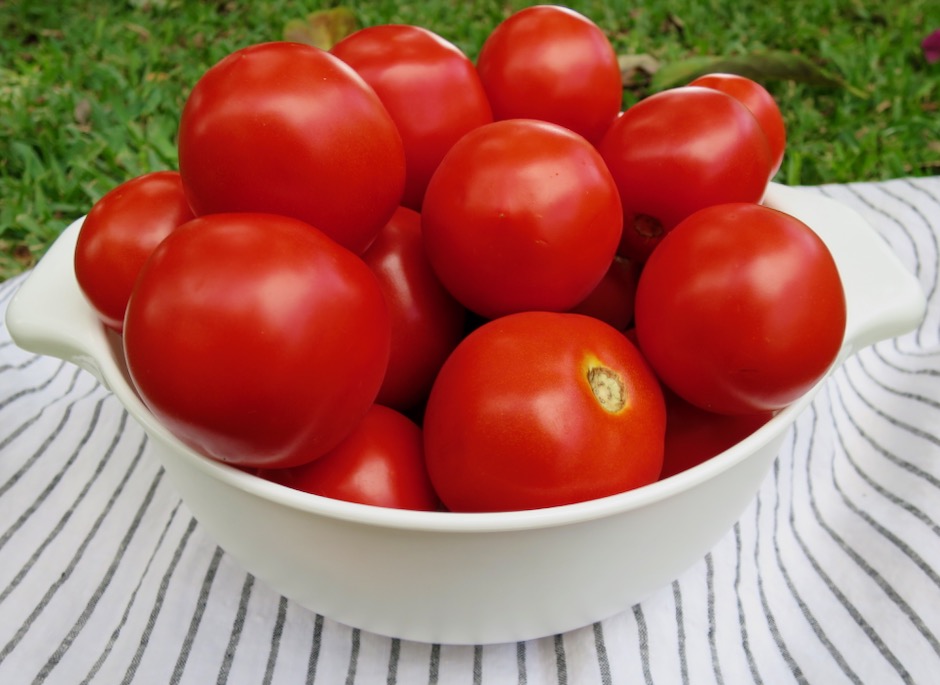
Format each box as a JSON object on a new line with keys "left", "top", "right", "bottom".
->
{"left": 0, "top": 358, "right": 72, "bottom": 414}
{"left": 759, "top": 459, "right": 807, "bottom": 684}
{"left": 732, "top": 522, "right": 763, "bottom": 684}
{"left": 217, "top": 573, "right": 255, "bottom": 685}
{"left": 857, "top": 351, "right": 940, "bottom": 413}
{"left": 472, "top": 645, "right": 483, "bottom": 685}
{"left": 872, "top": 344, "right": 940, "bottom": 378}
{"left": 670, "top": 583, "right": 689, "bottom": 685}
{"left": 427, "top": 643, "right": 441, "bottom": 685}
{"left": 344, "top": 628, "right": 361, "bottom": 685}
{"left": 515, "top": 641, "right": 526, "bottom": 685}
{"left": 831, "top": 380, "right": 940, "bottom": 538}
{"left": 306, "top": 614, "right": 324, "bottom": 685}
{"left": 0, "top": 434, "right": 158, "bottom": 666}
{"left": 77, "top": 499, "right": 185, "bottom": 685}
{"left": 263, "top": 596, "right": 289, "bottom": 685}
{"left": 631, "top": 605, "right": 653, "bottom": 685}
{"left": 553, "top": 633, "right": 568, "bottom": 685}
{"left": 592, "top": 621, "right": 613, "bottom": 685}
{"left": 795, "top": 407, "right": 908, "bottom": 683}
{"left": 0, "top": 397, "right": 109, "bottom": 575}
{"left": 878, "top": 183, "right": 940, "bottom": 300}
{"left": 170, "top": 545, "right": 225, "bottom": 685}
{"left": 704, "top": 553, "right": 725, "bottom": 685}
{"left": 0, "top": 350, "right": 47, "bottom": 375}
{"left": 386, "top": 638, "right": 401, "bottom": 685}
{"left": 120, "top": 515, "right": 200, "bottom": 685}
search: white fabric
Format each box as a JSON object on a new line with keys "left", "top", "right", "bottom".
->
{"left": 1, "top": 177, "right": 938, "bottom": 684}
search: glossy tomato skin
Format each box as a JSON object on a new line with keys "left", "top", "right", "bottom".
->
{"left": 423, "top": 311, "right": 666, "bottom": 512}
{"left": 361, "top": 206, "right": 466, "bottom": 411}
{"left": 74, "top": 171, "right": 194, "bottom": 332}
{"left": 177, "top": 41, "right": 405, "bottom": 254}
{"left": 259, "top": 405, "right": 440, "bottom": 511}
{"left": 634, "top": 202, "right": 846, "bottom": 415}
{"left": 422, "top": 119, "right": 623, "bottom": 319}
{"left": 569, "top": 255, "right": 638, "bottom": 331}
{"left": 123, "top": 213, "right": 391, "bottom": 469}
{"left": 598, "top": 87, "right": 773, "bottom": 263}
{"left": 476, "top": 5, "right": 622, "bottom": 144}
{"left": 660, "top": 387, "right": 774, "bottom": 480}
{"left": 331, "top": 24, "right": 493, "bottom": 211}
{"left": 688, "top": 73, "right": 787, "bottom": 179}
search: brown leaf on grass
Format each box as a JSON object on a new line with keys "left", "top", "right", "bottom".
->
{"left": 618, "top": 54, "right": 661, "bottom": 88}
{"left": 73, "top": 98, "right": 92, "bottom": 126}
{"left": 648, "top": 50, "right": 869, "bottom": 98}
{"left": 283, "top": 8, "right": 359, "bottom": 50}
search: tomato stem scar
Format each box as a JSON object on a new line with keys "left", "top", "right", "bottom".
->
{"left": 634, "top": 213, "right": 663, "bottom": 239}
{"left": 587, "top": 366, "right": 625, "bottom": 413}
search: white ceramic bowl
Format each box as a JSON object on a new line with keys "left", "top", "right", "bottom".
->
{"left": 5, "top": 184, "right": 926, "bottom": 645}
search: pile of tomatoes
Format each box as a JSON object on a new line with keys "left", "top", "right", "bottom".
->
{"left": 72, "top": 5, "right": 847, "bottom": 513}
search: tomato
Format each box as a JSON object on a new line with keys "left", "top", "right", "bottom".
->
{"left": 569, "top": 255, "right": 638, "bottom": 331}
{"left": 331, "top": 24, "right": 493, "bottom": 211}
{"left": 123, "top": 213, "right": 391, "bottom": 469}
{"left": 73, "top": 171, "right": 194, "bottom": 332}
{"left": 423, "top": 311, "right": 666, "bottom": 512}
{"left": 476, "top": 5, "right": 622, "bottom": 144}
{"left": 421, "top": 119, "right": 622, "bottom": 319}
{"left": 177, "top": 41, "right": 405, "bottom": 254}
{"left": 634, "top": 202, "right": 846, "bottom": 415}
{"left": 361, "top": 206, "right": 466, "bottom": 411}
{"left": 660, "top": 387, "right": 773, "bottom": 479}
{"left": 598, "top": 87, "right": 773, "bottom": 263}
{"left": 688, "top": 73, "right": 787, "bottom": 179}
{"left": 259, "top": 405, "right": 440, "bottom": 511}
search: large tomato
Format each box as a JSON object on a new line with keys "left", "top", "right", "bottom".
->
{"left": 423, "top": 311, "right": 666, "bottom": 512}
{"left": 598, "top": 87, "right": 773, "bottom": 263}
{"left": 331, "top": 24, "right": 493, "bottom": 210}
{"left": 476, "top": 5, "right": 622, "bottom": 144}
{"left": 123, "top": 213, "right": 390, "bottom": 469}
{"left": 259, "top": 405, "right": 440, "bottom": 511}
{"left": 177, "top": 41, "right": 405, "bottom": 254}
{"left": 689, "top": 72, "right": 787, "bottom": 179}
{"left": 74, "top": 171, "right": 194, "bottom": 332}
{"left": 421, "top": 119, "right": 623, "bottom": 319}
{"left": 361, "top": 206, "right": 466, "bottom": 411}
{"left": 634, "top": 202, "right": 846, "bottom": 415}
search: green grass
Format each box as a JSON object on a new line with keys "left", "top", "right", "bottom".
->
{"left": 2, "top": 0, "right": 938, "bottom": 280}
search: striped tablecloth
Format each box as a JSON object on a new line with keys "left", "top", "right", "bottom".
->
{"left": 1, "top": 177, "right": 938, "bottom": 684}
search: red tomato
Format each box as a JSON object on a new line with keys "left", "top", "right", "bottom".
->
{"left": 569, "top": 255, "right": 639, "bottom": 331}
{"left": 476, "top": 5, "right": 622, "bottom": 144}
{"left": 660, "top": 387, "right": 774, "bottom": 479}
{"left": 422, "top": 119, "right": 622, "bottom": 319}
{"left": 634, "top": 203, "right": 846, "bottom": 415}
{"left": 74, "top": 171, "right": 194, "bottom": 332}
{"left": 361, "top": 206, "right": 467, "bottom": 411}
{"left": 423, "top": 311, "right": 666, "bottom": 512}
{"left": 177, "top": 41, "right": 406, "bottom": 254}
{"left": 598, "top": 87, "right": 773, "bottom": 263}
{"left": 259, "top": 405, "right": 440, "bottom": 511}
{"left": 331, "top": 24, "right": 493, "bottom": 210}
{"left": 123, "top": 213, "right": 391, "bottom": 469}
{"left": 688, "top": 73, "right": 787, "bottom": 179}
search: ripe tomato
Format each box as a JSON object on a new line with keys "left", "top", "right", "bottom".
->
{"left": 123, "top": 213, "right": 391, "bottom": 469}
{"left": 74, "top": 171, "right": 194, "bottom": 333}
{"left": 569, "top": 255, "right": 638, "bottom": 331}
{"left": 361, "top": 206, "right": 466, "bottom": 411}
{"left": 598, "top": 87, "right": 773, "bottom": 263}
{"left": 331, "top": 24, "right": 493, "bottom": 211}
{"left": 423, "top": 311, "right": 666, "bottom": 512}
{"left": 634, "top": 202, "right": 846, "bottom": 415}
{"left": 688, "top": 73, "right": 787, "bottom": 178}
{"left": 177, "top": 41, "right": 405, "bottom": 254}
{"left": 476, "top": 5, "right": 622, "bottom": 144}
{"left": 259, "top": 405, "right": 440, "bottom": 511}
{"left": 660, "top": 387, "right": 774, "bottom": 479}
{"left": 421, "top": 119, "right": 622, "bottom": 319}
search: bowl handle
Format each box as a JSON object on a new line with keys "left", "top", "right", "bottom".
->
{"left": 4, "top": 217, "right": 115, "bottom": 388}
{"left": 763, "top": 184, "right": 927, "bottom": 356}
